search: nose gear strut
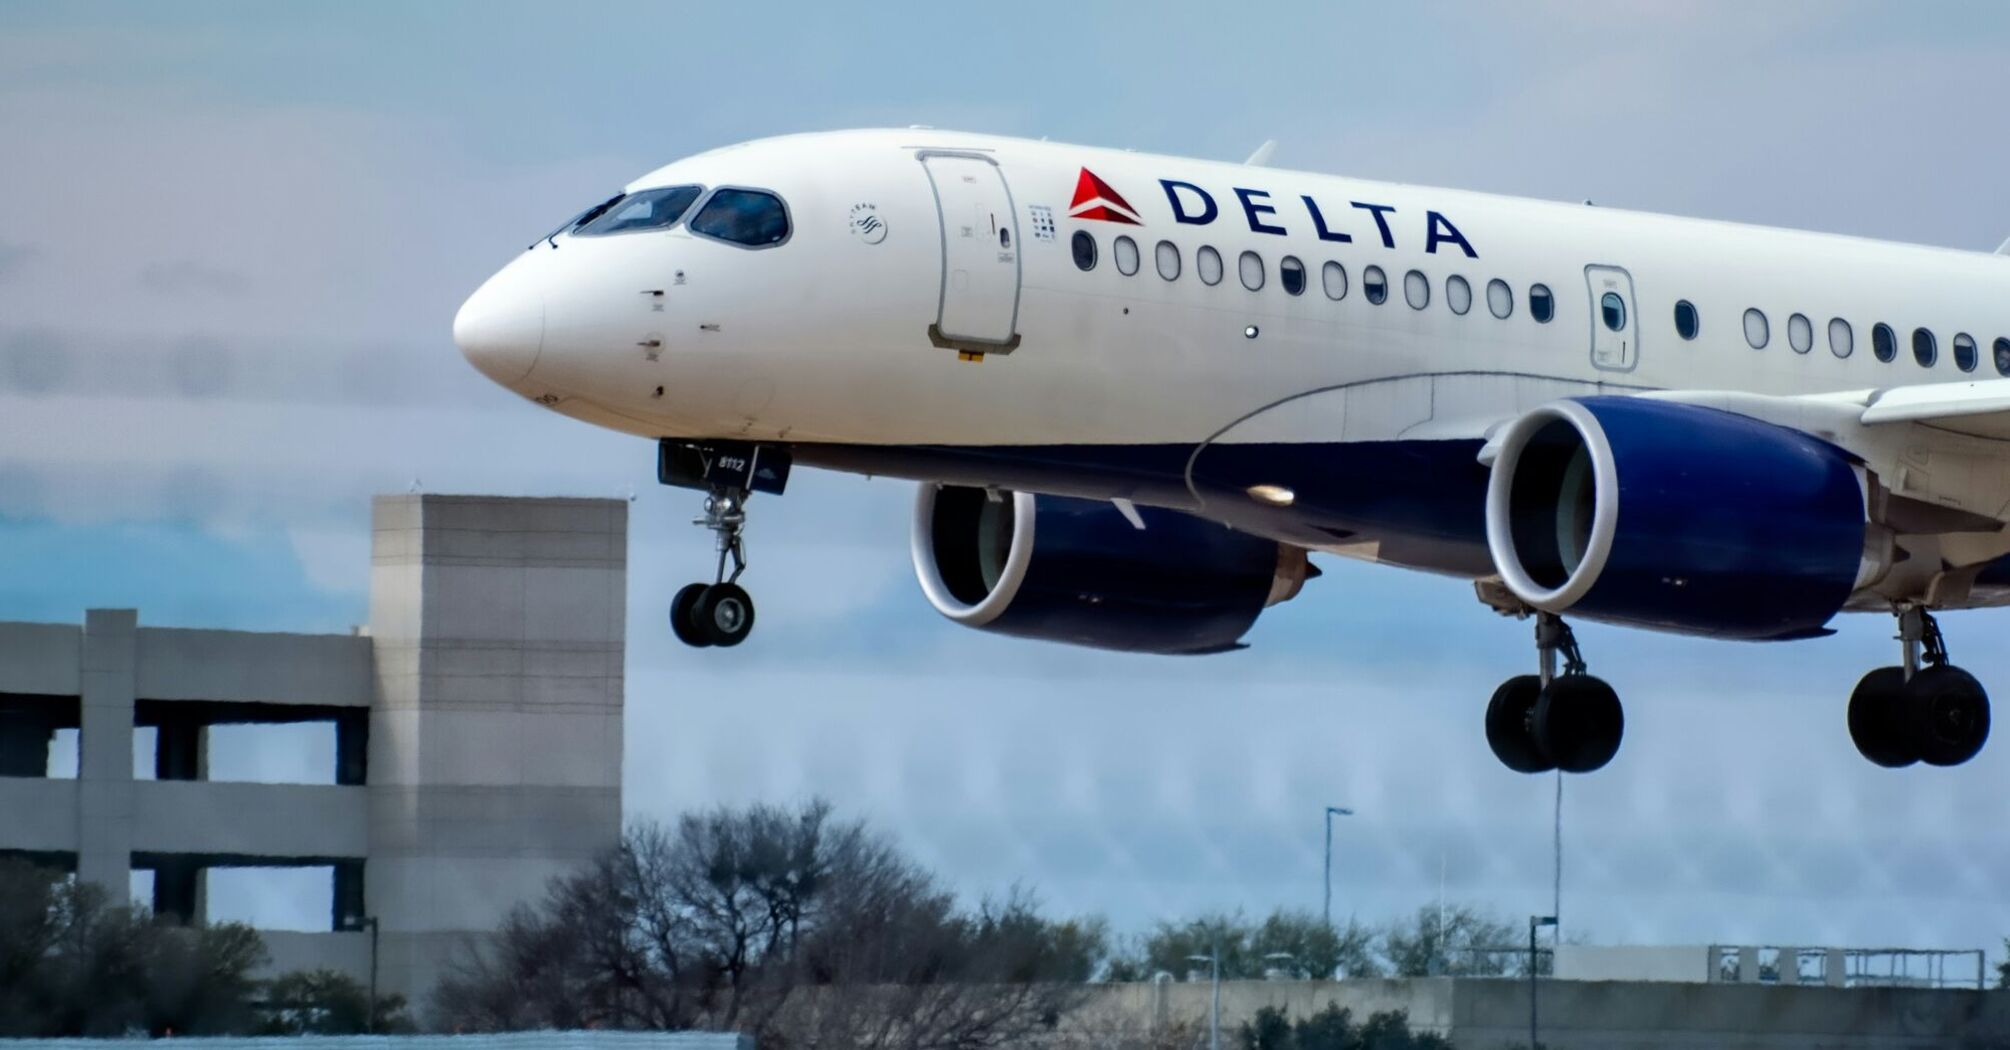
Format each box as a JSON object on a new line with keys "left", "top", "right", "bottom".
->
{"left": 659, "top": 441, "right": 791, "bottom": 649}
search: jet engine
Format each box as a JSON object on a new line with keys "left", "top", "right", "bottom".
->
{"left": 911, "top": 485, "right": 1311, "bottom": 654}
{"left": 1484, "top": 397, "right": 1874, "bottom": 640}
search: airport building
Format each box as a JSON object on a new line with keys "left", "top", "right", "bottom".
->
{"left": 0, "top": 494, "right": 627, "bottom": 1013}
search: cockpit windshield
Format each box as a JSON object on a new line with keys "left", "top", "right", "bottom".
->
{"left": 531, "top": 193, "right": 621, "bottom": 248}
{"left": 573, "top": 185, "right": 704, "bottom": 237}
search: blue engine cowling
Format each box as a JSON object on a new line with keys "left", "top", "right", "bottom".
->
{"left": 911, "top": 485, "right": 1310, "bottom": 654}
{"left": 1484, "top": 397, "right": 1870, "bottom": 640}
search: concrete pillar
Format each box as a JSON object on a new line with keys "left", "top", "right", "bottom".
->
{"left": 77, "top": 609, "right": 136, "bottom": 897}
{"left": 1825, "top": 948, "right": 1847, "bottom": 988}
{"left": 1736, "top": 946, "right": 1759, "bottom": 984}
{"left": 0, "top": 709, "right": 53, "bottom": 777}
{"left": 332, "top": 860, "right": 367, "bottom": 931}
{"left": 334, "top": 710, "right": 368, "bottom": 786}
{"left": 366, "top": 495, "right": 626, "bottom": 1012}
{"left": 152, "top": 857, "right": 206, "bottom": 924}
{"left": 154, "top": 718, "right": 206, "bottom": 781}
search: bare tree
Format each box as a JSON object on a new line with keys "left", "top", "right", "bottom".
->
{"left": 437, "top": 799, "right": 1090, "bottom": 1048}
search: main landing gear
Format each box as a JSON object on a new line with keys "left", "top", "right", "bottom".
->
{"left": 1848, "top": 607, "right": 1990, "bottom": 768}
{"left": 671, "top": 485, "right": 757, "bottom": 648}
{"left": 1485, "top": 613, "right": 1625, "bottom": 775}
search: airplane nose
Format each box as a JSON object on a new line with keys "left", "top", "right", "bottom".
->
{"left": 453, "top": 266, "right": 545, "bottom": 385}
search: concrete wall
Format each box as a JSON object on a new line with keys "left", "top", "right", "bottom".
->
{"left": 366, "top": 495, "right": 626, "bottom": 1015}
{"left": 136, "top": 627, "right": 372, "bottom": 706}
{"left": 0, "top": 620, "right": 81, "bottom": 695}
{"left": 1069, "top": 978, "right": 2010, "bottom": 1049}
{"left": 1555, "top": 944, "right": 1714, "bottom": 983}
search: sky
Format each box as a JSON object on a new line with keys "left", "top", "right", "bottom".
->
{"left": 4, "top": 0, "right": 2010, "bottom": 973}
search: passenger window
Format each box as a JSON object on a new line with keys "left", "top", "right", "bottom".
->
{"left": 1238, "top": 251, "right": 1265, "bottom": 291}
{"left": 1321, "top": 261, "right": 1348, "bottom": 301}
{"left": 1600, "top": 292, "right": 1626, "bottom": 332}
{"left": 1913, "top": 327, "right": 1937, "bottom": 367}
{"left": 1155, "top": 240, "right": 1181, "bottom": 281}
{"left": 1364, "top": 266, "right": 1389, "bottom": 305}
{"left": 1829, "top": 318, "right": 1853, "bottom": 358}
{"left": 1873, "top": 323, "right": 1897, "bottom": 362}
{"left": 1674, "top": 300, "right": 1699, "bottom": 340}
{"left": 1529, "top": 284, "right": 1554, "bottom": 323}
{"left": 1071, "top": 231, "right": 1097, "bottom": 271}
{"left": 1743, "top": 309, "right": 1769, "bottom": 349}
{"left": 1788, "top": 313, "right": 1813, "bottom": 354}
{"left": 575, "top": 185, "right": 703, "bottom": 237}
{"left": 1280, "top": 256, "right": 1306, "bottom": 296}
{"left": 1197, "top": 245, "right": 1223, "bottom": 285}
{"left": 1404, "top": 270, "right": 1430, "bottom": 310}
{"left": 1997, "top": 338, "right": 2010, "bottom": 376}
{"left": 1486, "top": 279, "right": 1513, "bottom": 319}
{"left": 1954, "top": 332, "right": 1978, "bottom": 372}
{"left": 1114, "top": 235, "right": 1140, "bottom": 276}
{"left": 1447, "top": 275, "right": 1472, "bottom": 315}
{"left": 687, "top": 188, "right": 790, "bottom": 247}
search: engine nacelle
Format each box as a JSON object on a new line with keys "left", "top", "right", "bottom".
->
{"left": 912, "top": 485, "right": 1310, "bottom": 654}
{"left": 1485, "top": 397, "right": 1870, "bottom": 640}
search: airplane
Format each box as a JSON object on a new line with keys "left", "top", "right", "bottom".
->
{"left": 453, "top": 128, "right": 2010, "bottom": 776}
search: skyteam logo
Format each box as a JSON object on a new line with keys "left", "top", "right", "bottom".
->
{"left": 1067, "top": 168, "right": 1141, "bottom": 225}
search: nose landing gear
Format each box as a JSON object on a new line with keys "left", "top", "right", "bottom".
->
{"left": 1485, "top": 613, "right": 1625, "bottom": 775}
{"left": 671, "top": 488, "right": 756, "bottom": 648}
{"left": 1848, "top": 607, "right": 1990, "bottom": 768}
{"left": 659, "top": 440, "right": 791, "bottom": 650}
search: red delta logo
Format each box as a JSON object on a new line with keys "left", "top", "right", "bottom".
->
{"left": 1067, "top": 168, "right": 1141, "bottom": 225}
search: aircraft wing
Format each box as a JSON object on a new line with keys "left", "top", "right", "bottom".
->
{"left": 1857, "top": 379, "right": 2010, "bottom": 440}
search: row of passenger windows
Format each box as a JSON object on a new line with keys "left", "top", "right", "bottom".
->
{"left": 1072, "top": 231, "right": 2010, "bottom": 376}
{"left": 1069, "top": 231, "right": 1559, "bottom": 323}
{"left": 1709, "top": 303, "right": 2010, "bottom": 374}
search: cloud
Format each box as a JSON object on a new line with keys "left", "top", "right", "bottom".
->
{"left": 137, "top": 260, "right": 252, "bottom": 296}
{"left": 0, "top": 242, "right": 37, "bottom": 280}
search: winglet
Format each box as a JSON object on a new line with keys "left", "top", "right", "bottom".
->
{"left": 1245, "top": 140, "right": 1277, "bottom": 167}
{"left": 1997, "top": 236, "right": 2009, "bottom": 255}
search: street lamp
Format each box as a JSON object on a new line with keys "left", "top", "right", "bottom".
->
{"left": 1187, "top": 940, "right": 1222, "bottom": 1050}
{"left": 1528, "top": 914, "right": 1557, "bottom": 1050}
{"left": 1323, "top": 806, "right": 1354, "bottom": 934}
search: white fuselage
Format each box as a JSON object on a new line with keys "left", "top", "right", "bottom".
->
{"left": 454, "top": 128, "right": 2010, "bottom": 584}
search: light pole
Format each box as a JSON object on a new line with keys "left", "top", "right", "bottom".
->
{"left": 1322, "top": 806, "right": 1354, "bottom": 933}
{"left": 357, "top": 916, "right": 380, "bottom": 1033}
{"left": 1529, "top": 914, "right": 1557, "bottom": 1050}
{"left": 1187, "top": 938, "right": 1222, "bottom": 1050}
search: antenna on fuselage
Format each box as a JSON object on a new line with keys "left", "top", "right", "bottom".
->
{"left": 1244, "top": 139, "right": 1278, "bottom": 166}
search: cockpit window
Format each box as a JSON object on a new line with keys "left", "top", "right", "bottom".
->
{"left": 574, "top": 185, "right": 704, "bottom": 237}
{"left": 689, "top": 188, "right": 791, "bottom": 248}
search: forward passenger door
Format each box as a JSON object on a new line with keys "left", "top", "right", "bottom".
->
{"left": 920, "top": 153, "right": 1022, "bottom": 354}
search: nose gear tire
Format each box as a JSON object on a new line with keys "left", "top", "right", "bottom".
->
{"left": 671, "top": 583, "right": 713, "bottom": 648}
{"left": 695, "top": 583, "right": 755, "bottom": 648}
